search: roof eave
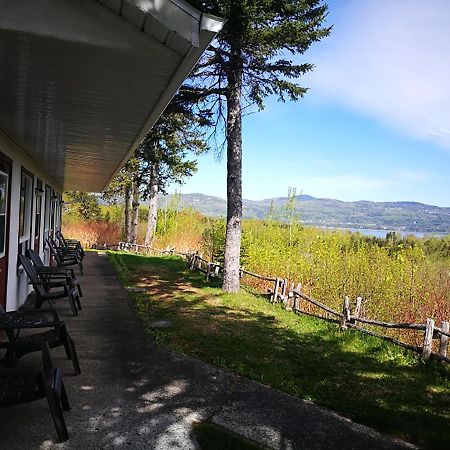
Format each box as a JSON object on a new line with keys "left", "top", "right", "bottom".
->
{"left": 103, "top": 13, "right": 225, "bottom": 191}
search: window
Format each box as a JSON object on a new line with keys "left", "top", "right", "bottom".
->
{"left": 34, "top": 180, "right": 43, "bottom": 247}
{"left": 18, "top": 170, "right": 33, "bottom": 241}
{"left": 44, "top": 186, "right": 52, "bottom": 235}
{"left": 54, "top": 193, "right": 62, "bottom": 231}
{"left": 0, "top": 171, "right": 8, "bottom": 257}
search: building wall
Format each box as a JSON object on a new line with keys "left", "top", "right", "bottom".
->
{"left": 0, "top": 131, "right": 62, "bottom": 311}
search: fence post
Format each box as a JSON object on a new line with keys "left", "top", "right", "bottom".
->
{"left": 289, "top": 282, "right": 294, "bottom": 296}
{"left": 189, "top": 253, "right": 197, "bottom": 270}
{"left": 214, "top": 264, "right": 220, "bottom": 276}
{"left": 285, "top": 282, "right": 295, "bottom": 311}
{"left": 439, "top": 321, "right": 449, "bottom": 359}
{"left": 272, "top": 278, "right": 280, "bottom": 303}
{"left": 354, "top": 296, "right": 362, "bottom": 317}
{"left": 206, "top": 263, "right": 211, "bottom": 281}
{"left": 293, "top": 293, "right": 300, "bottom": 312}
{"left": 351, "top": 296, "right": 363, "bottom": 324}
{"left": 197, "top": 254, "right": 202, "bottom": 270}
{"left": 422, "top": 318, "right": 435, "bottom": 360}
{"left": 340, "top": 296, "right": 351, "bottom": 330}
{"left": 281, "top": 278, "right": 288, "bottom": 298}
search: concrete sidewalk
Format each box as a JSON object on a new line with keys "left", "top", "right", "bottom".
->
{"left": 0, "top": 252, "right": 416, "bottom": 449}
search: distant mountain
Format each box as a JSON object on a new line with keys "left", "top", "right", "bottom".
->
{"left": 162, "top": 193, "right": 450, "bottom": 234}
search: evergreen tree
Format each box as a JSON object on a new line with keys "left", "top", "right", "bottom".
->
{"left": 138, "top": 112, "right": 206, "bottom": 246}
{"left": 102, "top": 106, "right": 207, "bottom": 245}
{"left": 63, "top": 191, "right": 102, "bottom": 221}
{"left": 180, "top": 0, "right": 331, "bottom": 292}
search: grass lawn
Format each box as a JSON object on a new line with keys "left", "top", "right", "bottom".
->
{"left": 108, "top": 251, "right": 450, "bottom": 449}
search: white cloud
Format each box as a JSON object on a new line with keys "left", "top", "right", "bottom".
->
{"left": 308, "top": 0, "right": 450, "bottom": 150}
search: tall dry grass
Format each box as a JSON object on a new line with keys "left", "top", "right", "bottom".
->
{"left": 62, "top": 221, "right": 121, "bottom": 248}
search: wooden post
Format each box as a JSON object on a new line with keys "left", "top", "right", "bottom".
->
{"left": 285, "top": 282, "right": 295, "bottom": 311}
{"left": 354, "top": 296, "right": 363, "bottom": 319}
{"left": 214, "top": 264, "right": 220, "bottom": 276}
{"left": 422, "top": 318, "right": 435, "bottom": 360}
{"left": 272, "top": 278, "right": 280, "bottom": 303}
{"left": 296, "top": 282, "right": 302, "bottom": 292}
{"left": 439, "top": 321, "right": 449, "bottom": 359}
{"left": 289, "top": 282, "right": 295, "bottom": 297}
{"left": 206, "top": 263, "right": 211, "bottom": 281}
{"left": 340, "top": 296, "right": 351, "bottom": 330}
{"left": 293, "top": 294, "right": 300, "bottom": 312}
{"left": 197, "top": 254, "right": 202, "bottom": 270}
{"left": 281, "top": 278, "right": 288, "bottom": 298}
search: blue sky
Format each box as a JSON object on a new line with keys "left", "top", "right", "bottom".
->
{"left": 173, "top": 0, "right": 450, "bottom": 207}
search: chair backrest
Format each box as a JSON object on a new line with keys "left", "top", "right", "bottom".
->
{"left": 45, "top": 237, "right": 63, "bottom": 264}
{"left": 19, "top": 254, "right": 45, "bottom": 296}
{"left": 26, "top": 249, "right": 44, "bottom": 268}
{"left": 55, "top": 230, "right": 67, "bottom": 247}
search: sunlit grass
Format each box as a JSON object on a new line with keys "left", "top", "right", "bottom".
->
{"left": 108, "top": 251, "right": 450, "bottom": 449}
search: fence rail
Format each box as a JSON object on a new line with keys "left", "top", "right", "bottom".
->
{"left": 112, "top": 242, "right": 450, "bottom": 364}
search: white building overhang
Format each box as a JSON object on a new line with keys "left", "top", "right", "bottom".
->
{"left": 0, "top": 0, "right": 223, "bottom": 191}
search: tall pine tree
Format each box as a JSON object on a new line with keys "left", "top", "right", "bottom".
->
{"left": 181, "top": 0, "right": 331, "bottom": 291}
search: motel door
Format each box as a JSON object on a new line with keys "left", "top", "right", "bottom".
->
{"left": 0, "top": 152, "right": 11, "bottom": 309}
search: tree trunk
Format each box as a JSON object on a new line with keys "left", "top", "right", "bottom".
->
{"left": 145, "top": 163, "right": 159, "bottom": 246}
{"left": 223, "top": 49, "right": 243, "bottom": 293}
{"left": 124, "top": 186, "right": 131, "bottom": 241}
{"left": 129, "top": 180, "right": 140, "bottom": 244}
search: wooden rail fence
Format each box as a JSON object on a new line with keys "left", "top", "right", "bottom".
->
{"left": 113, "top": 242, "right": 450, "bottom": 364}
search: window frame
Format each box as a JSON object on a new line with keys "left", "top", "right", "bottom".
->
{"left": 18, "top": 168, "right": 34, "bottom": 245}
{"left": 0, "top": 169, "right": 9, "bottom": 258}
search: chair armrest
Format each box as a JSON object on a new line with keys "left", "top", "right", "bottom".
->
{"left": 18, "top": 307, "right": 61, "bottom": 323}
{"left": 31, "top": 280, "right": 68, "bottom": 289}
{"left": 0, "top": 311, "right": 63, "bottom": 330}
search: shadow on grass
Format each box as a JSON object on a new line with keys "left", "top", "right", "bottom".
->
{"left": 110, "top": 252, "right": 450, "bottom": 449}
{"left": 194, "top": 421, "right": 266, "bottom": 450}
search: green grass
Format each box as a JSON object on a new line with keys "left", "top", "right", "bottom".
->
{"left": 194, "top": 422, "right": 264, "bottom": 450}
{"left": 107, "top": 251, "right": 450, "bottom": 449}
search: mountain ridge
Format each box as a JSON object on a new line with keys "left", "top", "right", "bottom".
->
{"left": 162, "top": 193, "right": 450, "bottom": 233}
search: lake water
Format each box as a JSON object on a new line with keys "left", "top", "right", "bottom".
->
{"left": 320, "top": 227, "right": 448, "bottom": 239}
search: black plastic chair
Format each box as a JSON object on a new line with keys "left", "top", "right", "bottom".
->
{"left": 0, "top": 342, "right": 71, "bottom": 442}
{"left": 56, "top": 230, "right": 85, "bottom": 259}
{"left": 46, "top": 237, "right": 83, "bottom": 275}
{"left": 27, "top": 249, "right": 83, "bottom": 297}
{"left": 19, "top": 255, "right": 81, "bottom": 316}
{"left": 0, "top": 305, "right": 81, "bottom": 376}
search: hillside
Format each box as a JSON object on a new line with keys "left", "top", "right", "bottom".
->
{"left": 163, "top": 193, "right": 450, "bottom": 233}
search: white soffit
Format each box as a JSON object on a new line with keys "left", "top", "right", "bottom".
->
{"left": 0, "top": 0, "right": 224, "bottom": 191}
